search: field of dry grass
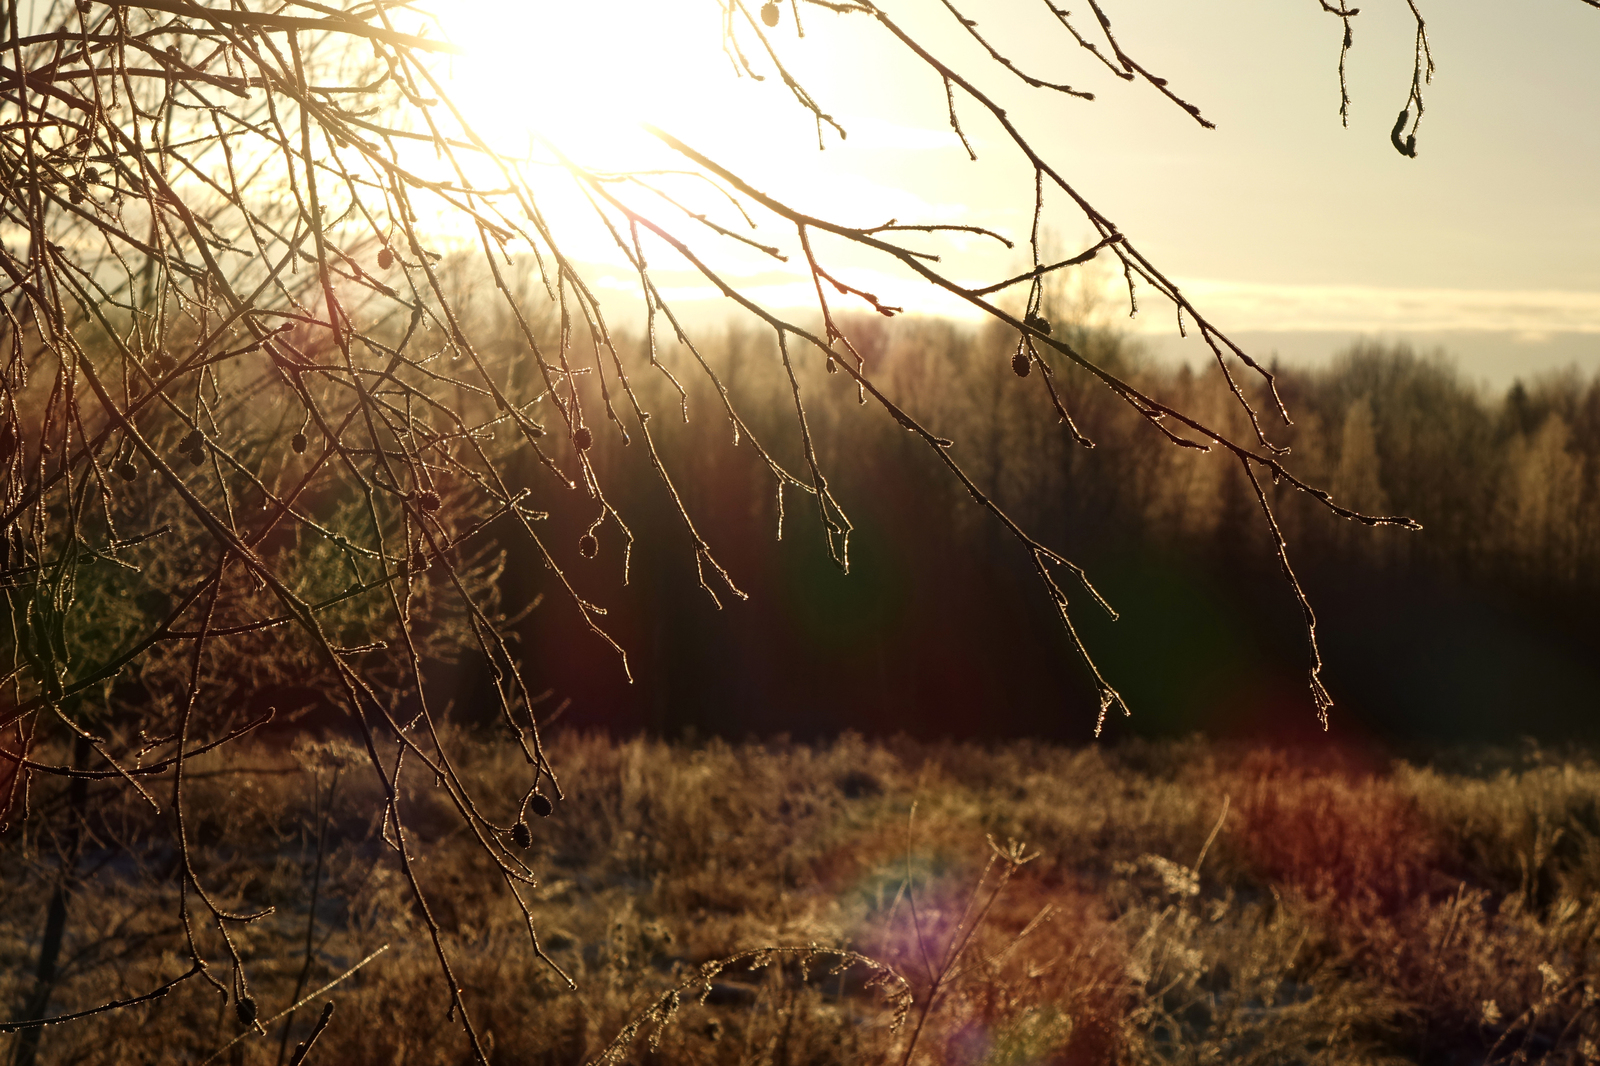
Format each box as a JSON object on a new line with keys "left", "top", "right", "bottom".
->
{"left": 4, "top": 731, "right": 1600, "bottom": 1065}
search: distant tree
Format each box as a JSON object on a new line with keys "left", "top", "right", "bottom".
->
{"left": 1, "top": 0, "right": 1588, "bottom": 1059}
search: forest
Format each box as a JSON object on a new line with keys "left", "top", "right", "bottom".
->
{"left": 486, "top": 303, "right": 1600, "bottom": 748}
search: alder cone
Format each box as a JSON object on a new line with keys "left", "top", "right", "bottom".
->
{"left": 572, "top": 426, "right": 593, "bottom": 451}
{"left": 1012, "top": 350, "right": 1031, "bottom": 377}
{"left": 529, "top": 793, "right": 554, "bottom": 818}
{"left": 761, "top": 2, "right": 780, "bottom": 26}
{"left": 578, "top": 533, "right": 598, "bottom": 559}
{"left": 510, "top": 821, "right": 532, "bottom": 849}
{"left": 291, "top": 431, "right": 308, "bottom": 453}
{"left": 236, "top": 996, "right": 258, "bottom": 1028}
{"left": 418, "top": 490, "right": 441, "bottom": 512}
{"left": 377, "top": 246, "right": 394, "bottom": 270}
{"left": 116, "top": 461, "right": 138, "bottom": 481}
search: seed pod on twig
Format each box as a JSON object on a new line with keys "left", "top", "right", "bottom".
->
{"left": 291, "top": 432, "right": 308, "bottom": 453}
{"left": 761, "top": 1, "right": 780, "bottom": 26}
{"left": 578, "top": 533, "right": 598, "bottom": 559}
{"left": 116, "top": 460, "right": 138, "bottom": 482}
{"left": 180, "top": 430, "right": 204, "bottom": 453}
{"left": 410, "top": 548, "right": 428, "bottom": 573}
{"left": 510, "top": 820, "right": 532, "bottom": 848}
{"left": 573, "top": 426, "right": 593, "bottom": 452}
{"left": 529, "top": 793, "right": 554, "bottom": 818}
{"left": 236, "top": 995, "right": 258, "bottom": 1028}
{"left": 377, "top": 246, "right": 394, "bottom": 270}
{"left": 419, "top": 490, "right": 441, "bottom": 512}
{"left": 1012, "top": 350, "right": 1031, "bottom": 377}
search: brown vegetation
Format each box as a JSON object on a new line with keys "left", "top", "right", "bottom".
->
{"left": 6, "top": 730, "right": 1600, "bottom": 1064}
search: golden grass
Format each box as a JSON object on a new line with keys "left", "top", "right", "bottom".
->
{"left": 3, "top": 732, "right": 1599, "bottom": 1064}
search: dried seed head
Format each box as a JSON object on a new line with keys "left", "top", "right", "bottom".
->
{"left": 529, "top": 793, "right": 554, "bottom": 818}
{"left": 761, "top": 1, "right": 780, "bottom": 26}
{"left": 1012, "top": 350, "right": 1031, "bottom": 378}
{"left": 377, "top": 246, "right": 394, "bottom": 270}
{"left": 418, "top": 490, "right": 441, "bottom": 512}
{"left": 510, "top": 820, "right": 532, "bottom": 849}
{"left": 573, "top": 426, "right": 593, "bottom": 452}
{"left": 291, "top": 431, "right": 308, "bottom": 453}
{"left": 578, "top": 533, "right": 598, "bottom": 559}
{"left": 116, "top": 460, "right": 138, "bottom": 482}
{"left": 236, "top": 995, "right": 258, "bottom": 1028}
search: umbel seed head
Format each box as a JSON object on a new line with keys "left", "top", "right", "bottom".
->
{"left": 529, "top": 793, "right": 554, "bottom": 818}
{"left": 761, "top": 1, "right": 780, "bottom": 26}
{"left": 236, "top": 995, "right": 257, "bottom": 1028}
{"left": 510, "top": 821, "right": 532, "bottom": 849}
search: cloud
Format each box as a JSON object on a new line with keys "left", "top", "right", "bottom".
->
{"left": 1145, "top": 280, "right": 1600, "bottom": 335}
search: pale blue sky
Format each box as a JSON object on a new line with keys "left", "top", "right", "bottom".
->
{"left": 436, "top": 0, "right": 1600, "bottom": 384}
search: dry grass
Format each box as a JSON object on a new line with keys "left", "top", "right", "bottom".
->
{"left": 3, "top": 732, "right": 1599, "bottom": 1065}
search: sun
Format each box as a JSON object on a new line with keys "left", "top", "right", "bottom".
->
{"left": 415, "top": 0, "right": 1000, "bottom": 320}
{"left": 432, "top": 0, "right": 758, "bottom": 171}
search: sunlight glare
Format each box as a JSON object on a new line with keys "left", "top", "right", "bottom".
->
{"left": 436, "top": 0, "right": 748, "bottom": 170}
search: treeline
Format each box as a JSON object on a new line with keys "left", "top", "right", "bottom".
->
{"left": 466, "top": 299, "right": 1600, "bottom": 745}
{"left": 757, "top": 317, "right": 1600, "bottom": 590}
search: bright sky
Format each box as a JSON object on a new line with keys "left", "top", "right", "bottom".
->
{"left": 425, "top": 0, "right": 1600, "bottom": 385}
